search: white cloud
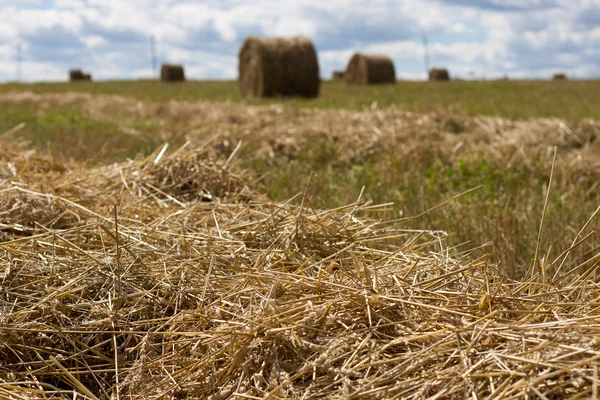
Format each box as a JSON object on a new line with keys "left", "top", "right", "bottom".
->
{"left": 0, "top": 0, "right": 599, "bottom": 82}
{"left": 82, "top": 35, "right": 107, "bottom": 48}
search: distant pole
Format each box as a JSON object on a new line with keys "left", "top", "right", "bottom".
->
{"left": 150, "top": 35, "right": 158, "bottom": 79}
{"left": 422, "top": 35, "right": 430, "bottom": 78}
{"left": 16, "top": 43, "right": 22, "bottom": 82}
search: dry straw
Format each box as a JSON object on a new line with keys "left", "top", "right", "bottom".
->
{"left": 344, "top": 53, "right": 396, "bottom": 85}
{"left": 161, "top": 64, "right": 185, "bottom": 82}
{"left": 238, "top": 36, "right": 320, "bottom": 98}
{"left": 429, "top": 68, "right": 450, "bottom": 81}
{"left": 2, "top": 134, "right": 600, "bottom": 398}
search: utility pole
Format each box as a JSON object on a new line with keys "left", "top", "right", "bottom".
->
{"left": 150, "top": 35, "right": 158, "bottom": 79}
{"left": 16, "top": 42, "right": 22, "bottom": 82}
{"left": 422, "top": 35, "right": 430, "bottom": 78}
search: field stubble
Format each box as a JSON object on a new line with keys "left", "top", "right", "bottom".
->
{"left": 1, "top": 117, "right": 600, "bottom": 398}
{"left": 1, "top": 91, "right": 599, "bottom": 278}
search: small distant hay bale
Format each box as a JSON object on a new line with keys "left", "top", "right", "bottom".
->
{"left": 429, "top": 68, "right": 450, "bottom": 81}
{"left": 553, "top": 73, "right": 567, "bottom": 80}
{"left": 161, "top": 64, "right": 185, "bottom": 82}
{"left": 69, "top": 69, "right": 91, "bottom": 82}
{"left": 238, "top": 36, "right": 320, "bottom": 98}
{"left": 344, "top": 53, "right": 396, "bottom": 85}
{"left": 332, "top": 70, "right": 345, "bottom": 80}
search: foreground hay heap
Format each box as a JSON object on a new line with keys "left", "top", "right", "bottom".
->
{"left": 238, "top": 36, "right": 320, "bottom": 98}
{"left": 161, "top": 64, "right": 185, "bottom": 82}
{"left": 429, "top": 68, "right": 450, "bottom": 81}
{"left": 2, "top": 133, "right": 600, "bottom": 398}
{"left": 344, "top": 53, "right": 396, "bottom": 85}
{"left": 69, "top": 69, "right": 92, "bottom": 82}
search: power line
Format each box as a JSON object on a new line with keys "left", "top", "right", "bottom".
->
{"left": 150, "top": 35, "right": 158, "bottom": 79}
{"left": 422, "top": 35, "right": 430, "bottom": 77}
{"left": 16, "top": 43, "right": 22, "bottom": 82}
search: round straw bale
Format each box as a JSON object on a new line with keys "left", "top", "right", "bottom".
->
{"left": 161, "top": 64, "right": 185, "bottom": 82}
{"left": 238, "top": 36, "right": 320, "bottom": 98}
{"left": 332, "top": 70, "right": 345, "bottom": 80}
{"left": 81, "top": 73, "right": 92, "bottom": 81}
{"left": 344, "top": 53, "right": 396, "bottom": 85}
{"left": 553, "top": 73, "right": 567, "bottom": 80}
{"left": 69, "top": 69, "right": 84, "bottom": 81}
{"left": 429, "top": 68, "right": 450, "bottom": 81}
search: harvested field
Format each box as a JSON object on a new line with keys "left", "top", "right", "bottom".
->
{"left": 4, "top": 79, "right": 600, "bottom": 120}
{"left": 2, "top": 137, "right": 600, "bottom": 399}
{"left": 1, "top": 92, "right": 599, "bottom": 277}
{"left": 1, "top": 91, "right": 600, "bottom": 398}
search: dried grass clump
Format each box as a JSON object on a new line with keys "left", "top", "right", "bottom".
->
{"left": 429, "top": 68, "right": 450, "bottom": 81}
{"left": 553, "top": 73, "right": 568, "bottom": 80}
{"left": 161, "top": 64, "right": 185, "bottom": 82}
{"left": 332, "top": 70, "right": 345, "bottom": 80}
{"left": 238, "top": 36, "right": 320, "bottom": 98}
{"left": 0, "top": 140, "right": 66, "bottom": 180}
{"left": 0, "top": 189, "right": 85, "bottom": 240}
{"left": 128, "top": 145, "right": 254, "bottom": 203}
{"left": 2, "top": 139, "right": 600, "bottom": 399}
{"left": 344, "top": 53, "right": 396, "bottom": 85}
{"left": 69, "top": 69, "right": 92, "bottom": 82}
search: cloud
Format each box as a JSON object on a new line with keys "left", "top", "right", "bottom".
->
{"left": 0, "top": 0, "right": 599, "bottom": 82}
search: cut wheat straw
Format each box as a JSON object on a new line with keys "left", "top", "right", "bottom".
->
{"left": 0, "top": 138, "right": 600, "bottom": 399}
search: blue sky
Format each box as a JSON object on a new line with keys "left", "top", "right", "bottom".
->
{"left": 0, "top": 0, "right": 598, "bottom": 82}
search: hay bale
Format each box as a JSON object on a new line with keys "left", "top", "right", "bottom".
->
{"left": 344, "top": 53, "right": 395, "bottom": 85}
{"left": 161, "top": 64, "right": 185, "bottom": 82}
{"left": 553, "top": 73, "right": 567, "bottom": 80}
{"left": 429, "top": 68, "right": 450, "bottom": 81}
{"left": 238, "top": 36, "right": 320, "bottom": 98}
{"left": 332, "top": 70, "right": 345, "bottom": 80}
{"left": 69, "top": 69, "right": 91, "bottom": 82}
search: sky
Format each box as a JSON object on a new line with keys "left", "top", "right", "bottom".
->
{"left": 0, "top": 0, "right": 599, "bottom": 82}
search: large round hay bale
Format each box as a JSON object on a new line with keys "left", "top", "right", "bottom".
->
{"left": 238, "top": 36, "right": 320, "bottom": 98}
{"left": 429, "top": 68, "right": 450, "bottom": 81}
{"left": 81, "top": 73, "right": 92, "bottom": 81}
{"left": 161, "top": 64, "right": 185, "bottom": 82}
{"left": 344, "top": 53, "right": 396, "bottom": 85}
{"left": 332, "top": 70, "right": 345, "bottom": 80}
{"left": 553, "top": 73, "right": 567, "bottom": 80}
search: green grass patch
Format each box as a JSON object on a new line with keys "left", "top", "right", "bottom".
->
{"left": 1, "top": 79, "right": 600, "bottom": 120}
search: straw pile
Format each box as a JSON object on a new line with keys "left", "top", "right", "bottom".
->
{"left": 161, "top": 64, "right": 185, "bottom": 82}
{"left": 2, "top": 134, "right": 600, "bottom": 399}
{"left": 553, "top": 73, "right": 568, "bottom": 80}
{"left": 238, "top": 36, "right": 320, "bottom": 98}
{"left": 69, "top": 69, "right": 92, "bottom": 82}
{"left": 429, "top": 68, "right": 450, "bottom": 81}
{"left": 344, "top": 53, "right": 396, "bottom": 85}
{"left": 332, "top": 70, "right": 345, "bottom": 80}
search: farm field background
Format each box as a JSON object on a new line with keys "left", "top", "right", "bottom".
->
{"left": 3, "top": 80, "right": 600, "bottom": 397}
{"left": 1, "top": 80, "right": 599, "bottom": 278}
{"left": 2, "top": 79, "right": 600, "bottom": 120}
